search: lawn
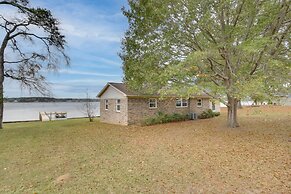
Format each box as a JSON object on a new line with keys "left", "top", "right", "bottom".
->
{"left": 0, "top": 106, "right": 290, "bottom": 193}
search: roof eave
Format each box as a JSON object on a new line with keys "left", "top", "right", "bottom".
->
{"left": 127, "top": 95, "right": 211, "bottom": 99}
{"left": 97, "top": 83, "right": 128, "bottom": 98}
{"left": 97, "top": 83, "right": 110, "bottom": 98}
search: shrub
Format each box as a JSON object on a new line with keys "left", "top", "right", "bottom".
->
{"left": 214, "top": 112, "right": 220, "bottom": 117}
{"left": 144, "top": 117, "right": 157, "bottom": 126}
{"left": 144, "top": 112, "right": 189, "bottom": 126}
{"left": 198, "top": 109, "right": 218, "bottom": 119}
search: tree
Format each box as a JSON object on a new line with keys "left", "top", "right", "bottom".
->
{"left": 250, "top": 78, "right": 289, "bottom": 105}
{"left": 0, "top": 0, "right": 69, "bottom": 128}
{"left": 82, "top": 91, "right": 97, "bottom": 122}
{"left": 121, "top": 0, "right": 291, "bottom": 128}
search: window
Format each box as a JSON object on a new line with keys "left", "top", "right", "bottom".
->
{"left": 176, "top": 98, "right": 188, "bottom": 107}
{"left": 149, "top": 98, "right": 157, "bottom": 108}
{"left": 176, "top": 98, "right": 182, "bottom": 107}
{"left": 116, "top": 99, "right": 121, "bottom": 112}
{"left": 105, "top": 100, "right": 109, "bottom": 110}
{"left": 197, "top": 99, "right": 203, "bottom": 107}
{"left": 182, "top": 99, "right": 188, "bottom": 107}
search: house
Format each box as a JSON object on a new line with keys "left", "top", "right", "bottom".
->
{"left": 97, "top": 82, "right": 220, "bottom": 125}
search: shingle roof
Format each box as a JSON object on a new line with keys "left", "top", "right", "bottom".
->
{"left": 97, "top": 82, "right": 211, "bottom": 98}
{"left": 97, "top": 82, "right": 156, "bottom": 97}
{"left": 109, "top": 82, "right": 139, "bottom": 96}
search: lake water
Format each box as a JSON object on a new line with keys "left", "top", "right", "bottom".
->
{"left": 3, "top": 101, "right": 256, "bottom": 122}
{"left": 3, "top": 102, "right": 100, "bottom": 122}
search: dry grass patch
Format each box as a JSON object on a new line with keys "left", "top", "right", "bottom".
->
{"left": 0, "top": 106, "right": 290, "bottom": 193}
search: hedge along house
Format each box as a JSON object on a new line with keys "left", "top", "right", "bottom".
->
{"left": 97, "top": 82, "right": 220, "bottom": 125}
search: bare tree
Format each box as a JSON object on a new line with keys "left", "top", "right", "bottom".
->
{"left": 82, "top": 92, "right": 97, "bottom": 122}
{"left": 0, "top": 0, "right": 69, "bottom": 128}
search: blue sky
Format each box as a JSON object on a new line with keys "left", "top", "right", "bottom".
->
{"left": 4, "top": 0, "right": 128, "bottom": 98}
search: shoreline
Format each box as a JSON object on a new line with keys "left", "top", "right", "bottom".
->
{"left": 3, "top": 116, "right": 100, "bottom": 124}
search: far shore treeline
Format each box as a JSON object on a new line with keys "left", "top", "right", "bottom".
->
{"left": 4, "top": 97, "right": 100, "bottom": 103}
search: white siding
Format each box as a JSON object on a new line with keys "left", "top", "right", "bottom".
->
{"left": 100, "top": 85, "right": 126, "bottom": 99}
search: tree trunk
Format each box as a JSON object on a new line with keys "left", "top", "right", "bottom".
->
{"left": 0, "top": 56, "right": 4, "bottom": 129}
{"left": 227, "top": 96, "right": 239, "bottom": 128}
{"left": 0, "top": 81, "right": 3, "bottom": 129}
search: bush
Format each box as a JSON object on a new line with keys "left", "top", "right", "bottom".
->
{"left": 144, "top": 117, "right": 157, "bottom": 126}
{"left": 144, "top": 112, "right": 189, "bottom": 126}
{"left": 198, "top": 109, "right": 219, "bottom": 119}
{"left": 214, "top": 112, "right": 220, "bottom": 117}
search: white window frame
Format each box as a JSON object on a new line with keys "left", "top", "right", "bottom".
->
{"left": 197, "top": 99, "right": 203, "bottom": 107}
{"left": 182, "top": 99, "right": 188, "bottom": 107}
{"left": 176, "top": 98, "right": 188, "bottom": 108}
{"left": 116, "top": 99, "right": 121, "bottom": 112}
{"left": 149, "top": 98, "right": 157, "bottom": 109}
{"left": 176, "top": 98, "right": 182, "bottom": 107}
{"left": 105, "top": 99, "right": 109, "bottom": 110}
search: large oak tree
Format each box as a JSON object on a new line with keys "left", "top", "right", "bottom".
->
{"left": 121, "top": 0, "right": 290, "bottom": 128}
{"left": 0, "top": 0, "right": 69, "bottom": 128}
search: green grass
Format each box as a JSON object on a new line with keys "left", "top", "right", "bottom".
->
{"left": 0, "top": 119, "right": 129, "bottom": 193}
{"left": 0, "top": 106, "right": 290, "bottom": 193}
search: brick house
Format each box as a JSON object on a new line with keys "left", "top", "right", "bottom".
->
{"left": 97, "top": 82, "right": 220, "bottom": 125}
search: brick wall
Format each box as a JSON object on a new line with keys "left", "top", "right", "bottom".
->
{"left": 100, "top": 97, "right": 211, "bottom": 125}
{"left": 189, "top": 98, "right": 211, "bottom": 115}
{"left": 127, "top": 97, "right": 192, "bottom": 125}
{"left": 100, "top": 98, "right": 128, "bottom": 125}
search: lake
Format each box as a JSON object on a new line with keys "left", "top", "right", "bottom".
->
{"left": 3, "top": 102, "right": 100, "bottom": 122}
{"left": 3, "top": 101, "right": 257, "bottom": 122}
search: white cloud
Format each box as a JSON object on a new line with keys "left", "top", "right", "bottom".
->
{"left": 61, "top": 19, "right": 122, "bottom": 44}
{"left": 71, "top": 53, "right": 122, "bottom": 67}
{"left": 2, "top": 0, "right": 127, "bottom": 98}
{"left": 49, "top": 2, "right": 125, "bottom": 48}
{"left": 53, "top": 78, "right": 121, "bottom": 85}
{"left": 49, "top": 78, "right": 122, "bottom": 98}
{"left": 58, "top": 69, "right": 121, "bottom": 77}
{"left": 27, "top": 0, "right": 127, "bottom": 48}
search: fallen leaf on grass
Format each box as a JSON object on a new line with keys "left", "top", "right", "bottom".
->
{"left": 55, "top": 173, "right": 70, "bottom": 184}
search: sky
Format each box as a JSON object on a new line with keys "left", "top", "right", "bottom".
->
{"left": 3, "top": 0, "right": 128, "bottom": 98}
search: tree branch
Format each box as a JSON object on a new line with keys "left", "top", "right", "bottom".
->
{"left": 9, "top": 32, "right": 51, "bottom": 55}
{"left": 250, "top": 46, "right": 267, "bottom": 75}
{"left": 0, "top": 1, "right": 31, "bottom": 13}
{"left": 9, "top": 37, "right": 26, "bottom": 58}
{"left": 4, "top": 70, "right": 49, "bottom": 95}
{"left": 202, "top": 89, "right": 227, "bottom": 105}
{"left": 232, "top": 0, "right": 245, "bottom": 27}
{"left": 207, "top": 58, "right": 228, "bottom": 80}
{"left": 210, "top": 77, "right": 221, "bottom": 86}
{"left": 200, "top": 28, "right": 218, "bottom": 44}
